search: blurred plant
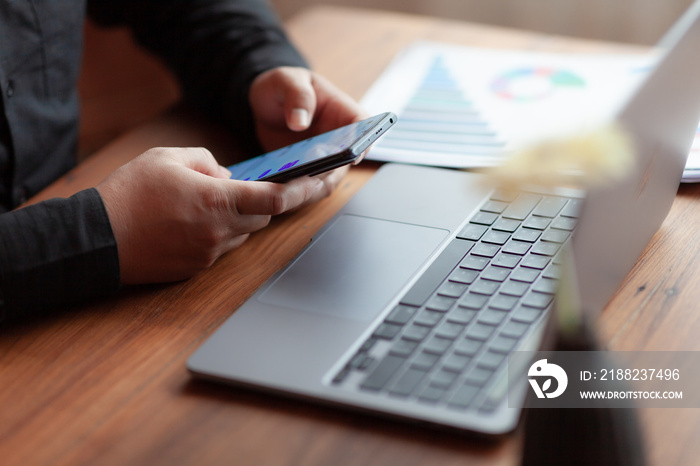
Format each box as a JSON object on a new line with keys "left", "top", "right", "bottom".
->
{"left": 480, "top": 123, "right": 646, "bottom": 466}
{"left": 483, "top": 123, "right": 634, "bottom": 191}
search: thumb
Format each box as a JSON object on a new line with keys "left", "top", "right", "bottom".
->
{"left": 281, "top": 68, "right": 317, "bottom": 132}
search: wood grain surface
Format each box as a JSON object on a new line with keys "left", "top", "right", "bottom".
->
{"left": 1, "top": 6, "right": 699, "bottom": 465}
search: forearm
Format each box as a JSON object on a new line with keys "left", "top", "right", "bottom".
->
{"left": 87, "top": 0, "right": 309, "bottom": 154}
{"left": 0, "top": 189, "right": 120, "bottom": 324}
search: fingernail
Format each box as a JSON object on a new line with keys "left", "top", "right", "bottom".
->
{"left": 290, "top": 108, "right": 310, "bottom": 130}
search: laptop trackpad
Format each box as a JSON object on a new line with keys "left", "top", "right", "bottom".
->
{"left": 259, "top": 214, "right": 448, "bottom": 322}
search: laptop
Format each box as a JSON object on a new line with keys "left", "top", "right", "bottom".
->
{"left": 188, "top": 0, "right": 700, "bottom": 435}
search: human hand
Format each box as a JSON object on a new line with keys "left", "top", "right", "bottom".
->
{"left": 249, "top": 66, "right": 367, "bottom": 151}
{"left": 97, "top": 147, "right": 324, "bottom": 284}
{"left": 249, "top": 67, "right": 368, "bottom": 204}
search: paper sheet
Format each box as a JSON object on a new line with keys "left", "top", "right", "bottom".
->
{"left": 361, "top": 41, "right": 700, "bottom": 182}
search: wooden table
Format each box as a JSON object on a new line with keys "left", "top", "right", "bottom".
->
{"left": 2, "top": 6, "right": 700, "bottom": 465}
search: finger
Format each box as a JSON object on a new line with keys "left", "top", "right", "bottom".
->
{"left": 225, "top": 177, "right": 324, "bottom": 216}
{"left": 353, "top": 150, "right": 368, "bottom": 165}
{"left": 216, "top": 165, "right": 233, "bottom": 179}
{"left": 310, "top": 73, "right": 368, "bottom": 129}
{"left": 280, "top": 68, "right": 317, "bottom": 131}
{"left": 160, "top": 147, "right": 226, "bottom": 178}
{"left": 226, "top": 214, "right": 272, "bottom": 237}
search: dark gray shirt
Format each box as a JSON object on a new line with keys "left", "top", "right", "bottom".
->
{"left": 0, "top": 0, "right": 307, "bottom": 323}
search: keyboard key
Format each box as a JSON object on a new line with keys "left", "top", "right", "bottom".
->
{"left": 500, "top": 280, "right": 530, "bottom": 297}
{"left": 542, "top": 263, "right": 562, "bottom": 279}
{"left": 402, "top": 324, "right": 431, "bottom": 342}
{"left": 511, "top": 306, "right": 544, "bottom": 324}
{"left": 512, "top": 228, "right": 542, "bottom": 243}
{"left": 470, "top": 211, "right": 498, "bottom": 226}
{"left": 448, "top": 268, "right": 479, "bottom": 284}
{"left": 501, "top": 320, "right": 530, "bottom": 338}
{"left": 490, "top": 335, "right": 519, "bottom": 354}
{"left": 470, "top": 279, "right": 500, "bottom": 296}
{"left": 360, "top": 354, "right": 407, "bottom": 391}
{"left": 457, "top": 223, "right": 488, "bottom": 241}
{"left": 553, "top": 249, "right": 568, "bottom": 265}
{"left": 561, "top": 198, "right": 583, "bottom": 217}
{"left": 458, "top": 292, "right": 489, "bottom": 309}
{"left": 490, "top": 189, "right": 518, "bottom": 203}
{"left": 502, "top": 240, "right": 531, "bottom": 256}
{"left": 360, "top": 338, "right": 377, "bottom": 353}
{"left": 437, "top": 281, "right": 468, "bottom": 298}
{"left": 423, "top": 336, "right": 453, "bottom": 355}
{"left": 349, "top": 352, "right": 371, "bottom": 369}
{"left": 491, "top": 252, "right": 521, "bottom": 269}
{"left": 448, "top": 384, "right": 480, "bottom": 409}
{"left": 541, "top": 229, "right": 570, "bottom": 243}
{"left": 435, "top": 321, "right": 466, "bottom": 340}
{"left": 532, "top": 196, "right": 567, "bottom": 218}
{"left": 460, "top": 255, "right": 489, "bottom": 271}
{"left": 389, "top": 367, "right": 428, "bottom": 397}
{"left": 471, "top": 243, "right": 500, "bottom": 258}
{"left": 503, "top": 194, "right": 542, "bottom": 220}
{"left": 373, "top": 322, "right": 402, "bottom": 340}
{"left": 333, "top": 368, "right": 351, "bottom": 384}
{"left": 412, "top": 351, "right": 441, "bottom": 369}
{"left": 489, "top": 294, "right": 519, "bottom": 311}
{"left": 465, "top": 323, "right": 496, "bottom": 341}
{"left": 400, "top": 239, "right": 475, "bottom": 306}
{"left": 481, "top": 265, "right": 511, "bottom": 282}
{"left": 414, "top": 309, "right": 443, "bottom": 327}
{"left": 521, "top": 255, "right": 551, "bottom": 270}
{"left": 522, "top": 216, "right": 551, "bottom": 230}
{"left": 478, "top": 309, "right": 508, "bottom": 326}
{"left": 431, "top": 369, "right": 459, "bottom": 388}
{"left": 464, "top": 367, "right": 495, "bottom": 386}
{"left": 482, "top": 230, "right": 511, "bottom": 245}
{"left": 418, "top": 385, "right": 447, "bottom": 403}
{"left": 477, "top": 351, "right": 506, "bottom": 370}
{"left": 492, "top": 218, "right": 521, "bottom": 233}
{"left": 531, "top": 242, "right": 561, "bottom": 257}
{"left": 551, "top": 217, "right": 577, "bottom": 231}
{"left": 447, "top": 307, "right": 477, "bottom": 325}
{"left": 522, "top": 291, "right": 554, "bottom": 309}
{"left": 385, "top": 305, "right": 417, "bottom": 325}
{"left": 442, "top": 353, "right": 471, "bottom": 372}
{"left": 533, "top": 277, "right": 558, "bottom": 295}
{"left": 426, "top": 295, "right": 456, "bottom": 312}
{"left": 454, "top": 338, "right": 483, "bottom": 356}
{"left": 511, "top": 267, "right": 540, "bottom": 283}
{"left": 480, "top": 199, "right": 508, "bottom": 214}
{"left": 479, "top": 399, "right": 500, "bottom": 413}
{"left": 390, "top": 339, "right": 419, "bottom": 357}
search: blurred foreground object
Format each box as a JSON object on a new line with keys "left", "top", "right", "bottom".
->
{"left": 484, "top": 123, "right": 634, "bottom": 191}
{"left": 521, "top": 319, "right": 646, "bottom": 466}
{"left": 485, "top": 124, "right": 646, "bottom": 465}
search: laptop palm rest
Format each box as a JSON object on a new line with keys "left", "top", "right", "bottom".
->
{"left": 259, "top": 214, "right": 448, "bottom": 322}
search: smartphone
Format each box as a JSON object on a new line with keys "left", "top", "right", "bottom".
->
{"left": 227, "top": 112, "right": 397, "bottom": 182}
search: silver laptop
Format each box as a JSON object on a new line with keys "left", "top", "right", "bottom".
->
{"left": 188, "top": 0, "right": 700, "bottom": 435}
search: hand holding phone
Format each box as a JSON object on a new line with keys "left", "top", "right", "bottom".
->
{"left": 227, "top": 112, "right": 397, "bottom": 182}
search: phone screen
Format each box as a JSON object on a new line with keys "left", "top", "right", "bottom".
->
{"left": 227, "top": 112, "right": 394, "bottom": 181}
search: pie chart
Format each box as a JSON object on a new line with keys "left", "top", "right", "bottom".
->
{"left": 491, "top": 67, "right": 586, "bottom": 102}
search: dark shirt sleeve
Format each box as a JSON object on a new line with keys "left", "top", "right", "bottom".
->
{"left": 0, "top": 189, "right": 120, "bottom": 324}
{"left": 87, "top": 0, "right": 309, "bottom": 155}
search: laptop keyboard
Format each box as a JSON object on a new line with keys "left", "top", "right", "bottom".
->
{"left": 332, "top": 189, "right": 581, "bottom": 411}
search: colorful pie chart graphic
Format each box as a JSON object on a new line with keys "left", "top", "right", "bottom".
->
{"left": 491, "top": 67, "right": 586, "bottom": 102}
